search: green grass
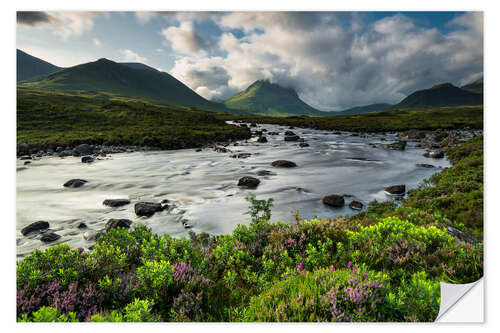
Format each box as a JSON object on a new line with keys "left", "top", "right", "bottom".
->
{"left": 17, "top": 87, "right": 250, "bottom": 149}
{"left": 218, "top": 105, "right": 483, "bottom": 132}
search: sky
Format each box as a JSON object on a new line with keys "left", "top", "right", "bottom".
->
{"left": 16, "top": 11, "right": 483, "bottom": 111}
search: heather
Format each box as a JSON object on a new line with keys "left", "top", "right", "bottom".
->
{"left": 17, "top": 136, "right": 483, "bottom": 322}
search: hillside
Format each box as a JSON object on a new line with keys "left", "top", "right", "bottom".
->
{"left": 331, "top": 103, "right": 392, "bottom": 116}
{"left": 18, "top": 58, "right": 242, "bottom": 113}
{"left": 461, "top": 77, "right": 483, "bottom": 94}
{"left": 392, "top": 83, "right": 483, "bottom": 108}
{"left": 223, "top": 80, "right": 326, "bottom": 116}
{"left": 17, "top": 49, "right": 62, "bottom": 82}
{"left": 17, "top": 87, "right": 250, "bottom": 149}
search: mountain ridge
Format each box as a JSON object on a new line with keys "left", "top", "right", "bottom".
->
{"left": 17, "top": 49, "right": 62, "bottom": 82}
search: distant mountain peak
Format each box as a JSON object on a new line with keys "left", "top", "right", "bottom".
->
{"left": 431, "top": 83, "right": 455, "bottom": 89}
{"left": 17, "top": 49, "right": 62, "bottom": 82}
{"left": 223, "top": 79, "right": 323, "bottom": 116}
{"left": 394, "top": 82, "right": 482, "bottom": 108}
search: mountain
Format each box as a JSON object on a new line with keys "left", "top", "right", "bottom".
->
{"left": 17, "top": 49, "right": 62, "bottom": 82}
{"left": 223, "top": 80, "right": 326, "bottom": 116}
{"left": 392, "top": 83, "right": 483, "bottom": 108}
{"left": 18, "top": 58, "right": 239, "bottom": 113}
{"left": 461, "top": 77, "right": 483, "bottom": 93}
{"left": 331, "top": 103, "right": 392, "bottom": 116}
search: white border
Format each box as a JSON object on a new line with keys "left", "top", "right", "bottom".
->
{"left": 3, "top": 1, "right": 498, "bottom": 332}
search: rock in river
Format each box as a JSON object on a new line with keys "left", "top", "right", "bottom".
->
{"left": 105, "top": 219, "right": 132, "bottom": 232}
{"left": 238, "top": 176, "right": 260, "bottom": 188}
{"left": 21, "top": 221, "right": 49, "bottom": 236}
{"left": 135, "top": 202, "right": 163, "bottom": 217}
{"left": 63, "top": 179, "right": 88, "bottom": 188}
{"left": 40, "top": 232, "right": 61, "bottom": 243}
{"left": 323, "top": 195, "right": 345, "bottom": 207}
{"left": 423, "top": 150, "right": 444, "bottom": 159}
{"left": 285, "top": 130, "right": 296, "bottom": 136}
{"left": 81, "top": 155, "right": 94, "bottom": 163}
{"left": 349, "top": 201, "right": 364, "bottom": 210}
{"left": 271, "top": 160, "right": 297, "bottom": 168}
{"left": 284, "top": 135, "right": 300, "bottom": 142}
{"left": 384, "top": 184, "right": 406, "bottom": 195}
{"left": 299, "top": 142, "right": 309, "bottom": 147}
{"left": 103, "top": 199, "right": 131, "bottom": 207}
{"left": 257, "top": 136, "right": 268, "bottom": 143}
{"left": 416, "top": 163, "right": 435, "bottom": 168}
{"left": 386, "top": 141, "right": 407, "bottom": 150}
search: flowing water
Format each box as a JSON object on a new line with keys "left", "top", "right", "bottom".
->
{"left": 16, "top": 123, "right": 452, "bottom": 258}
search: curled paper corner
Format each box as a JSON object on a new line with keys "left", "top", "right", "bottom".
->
{"left": 435, "top": 278, "right": 484, "bottom": 322}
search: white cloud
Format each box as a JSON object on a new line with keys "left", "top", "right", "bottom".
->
{"left": 93, "top": 38, "right": 101, "bottom": 46}
{"left": 161, "top": 21, "right": 209, "bottom": 54}
{"left": 119, "top": 49, "right": 148, "bottom": 64}
{"left": 135, "top": 12, "right": 157, "bottom": 24}
{"left": 168, "top": 12, "right": 483, "bottom": 110}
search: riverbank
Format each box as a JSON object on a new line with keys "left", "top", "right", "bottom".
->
{"left": 17, "top": 134, "right": 483, "bottom": 322}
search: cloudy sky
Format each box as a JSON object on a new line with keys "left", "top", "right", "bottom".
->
{"left": 17, "top": 11, "right": 483, "bottom": 111}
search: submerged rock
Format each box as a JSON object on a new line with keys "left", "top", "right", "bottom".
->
{"left": 349, "top": 201, "right": 364, "bottom": 210}
{"left": 81, "top": 155, "right": 94, "bottom": 163}
{"left": 284, "top": 135, "right": 300, "bottom": 142}
{"left": 40, "top": 232, "right": 61, "bottom": 243}
{"left": 285, "top": 130, "right": 296, "bottom": 136}
{"left": 271, "top": 160, "right": 297, "bottom": 168}
{"left": 384, "top": 184, "right": 406, "bottom": 195}
{"left": 416, "top": 163, "right": 435, "bottom": 168}
{"left": 238, "top": 176, "right": 260, "bottom": 188}
{"left": 256, "top": 170, "right": 274, "bottom": 176}
{"left": 386, "top": 141, "right": 407, "bottom": 150}
{"left": 63, "top": 179, "right": 88, "bottom": 188}
{"left": 323, "top": 195, "right": 345, "bottom": 207}
{"left": 135, "top": 202, "right": 163, "bottom": 217}
{"left": 231, "top": 153, "right": 252, "bottom": 159}
{"left": 299, "top": 142, "right": 309, "bottom": 147}
{"left": 257, "top": 136, "right": 268, "bottom": 143}
{"left": 103, "top": 199, "right": 131, "bottom": 207}
{"left": 21, "top": 221, "right": 49, "bottom": 236}
{"left": 423, "top": 150, "right": 444, "bottom": 159}
{"left": 105, "top": 219, "right": 132, "bottom": 232}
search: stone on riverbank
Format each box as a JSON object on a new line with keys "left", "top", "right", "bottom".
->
{"left": 323, "top": 195, "right": 345, "bottom": 207}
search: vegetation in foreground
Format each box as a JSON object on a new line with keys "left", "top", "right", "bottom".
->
{"left": 17, "top": 136, "right": 483, "bottom": 322}
{"left": 17, "top": 88, "right": 250, "bottom": 150}
{"left": 219, "top": 105, "right": 483, "bottom": 132}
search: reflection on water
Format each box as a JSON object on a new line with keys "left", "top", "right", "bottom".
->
{"left": 16, "top": 124, "right": 451, "bottom": 257}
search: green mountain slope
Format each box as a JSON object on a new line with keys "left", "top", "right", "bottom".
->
{"left": 18, "top": 58, "right": 241, "bottom": 113}
{"left": 331, "top": 103, "right": 392, "bottom": 116}
{"left": 393, "top": 83, "right": 483, "bottom": 108}
{"left": 223, "top": 80, "right": 326, "bottom": 116}
{"left": 17, "top": 49, "right": 62, "bottom": 82}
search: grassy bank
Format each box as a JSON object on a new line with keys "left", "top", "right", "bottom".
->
{"left": 17, "top": 88, "right": 250, "bottom": 150}
{"left": 17, "top": 136, "right": 483, "bottom": 322}
{"left": 218, "top": 106, "right": 483, "bottom": 132}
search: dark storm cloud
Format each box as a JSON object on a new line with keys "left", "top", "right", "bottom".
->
{"left": 17, "top": 11, "right": 52, "bottom": 26}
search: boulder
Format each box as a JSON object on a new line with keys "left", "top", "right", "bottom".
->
{"left": 349, "top": 201, "right": 364, "bottom": 210}
{"left": 63, "top": 179, "right": 88, "bottom": 188}
{"left": 256, "top": 170, "right": 274, "bottom": 176}
{"left": 284, "top": 135, "right": 300, "bottom": 142}
{"left": 21, "top": 221, "right": 49, "bottom": 236}
{"left": 40, "top": 232, "right": 61, "bottom": 243}
{"left": 103, "top": 199, "right": 131, "bottom": 207}
{"left": 284, "top": 130, "right": 296, "bottom": 136}
{"left": 271, "top": 160, "right": 297, "bottom": 168}
{"left": 24, "top": 161, "right": 31, "bottom": 165}
{"left": 19, "top": 155, "right": 32, "bottom": 160}
{"left": 423, "top": 150, "right": 444, "bottom": 159}
{"left": 75, "top": 143, "right": 92, "bottom": 156}
{"left": 250, "top": 123, "right": 257, "bottom": 127}
{"left": 384, "top": 184, "right": 406, "bottom": 195}
{"left": 257, "top": 136, "right": 268, "bottom": 143}
{"left": 322, "top": 195, "right": 345, "bottom": 207}
{"left": 81, "top": 155, "right": 94, "bottom": 163}
{"left": 386, "top": 141, "right": 407, "bottom": 150}
{"left": 77, "top": 222, "right": 87, "bottom": 229}
{"left": 105, "top": 219, "right": 132, "bottom": 232}
{"left": 238, "top": 176, "right": 260, "bottom": 188}
{"left": 135, "top": 202, "right": 163, "bottom": 217}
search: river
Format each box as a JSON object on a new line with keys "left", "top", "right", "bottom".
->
{"left": 16, "top": 123, "right": 452, "bottom": 258}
